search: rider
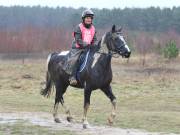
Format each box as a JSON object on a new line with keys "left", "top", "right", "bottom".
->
{"left": 65, "top": 9, "right": 98, "bottom": 85}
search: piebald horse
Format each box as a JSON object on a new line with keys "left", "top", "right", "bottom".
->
{"left": 41, "top": 25, "right": 131, "bottom": 128}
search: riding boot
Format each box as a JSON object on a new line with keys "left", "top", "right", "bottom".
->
{"left": 69, "top": 75, "right": 77, "bottom": 85}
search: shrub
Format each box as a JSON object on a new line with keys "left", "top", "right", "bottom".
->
{"left": 163, "top": 40, "right": 179, "bottom": 59}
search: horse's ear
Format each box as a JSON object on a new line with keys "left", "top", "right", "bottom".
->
{"left": 118, "top": 27, "right": 122, "bottom": 32}
{"left": 112, "top": 25, "right": 116, "bottom": 33}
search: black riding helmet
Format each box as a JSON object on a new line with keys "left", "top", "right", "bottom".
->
{"left": 81, "top": 9, "right": 94, "bottom": 28}
{"left": 82, "top": 9, "right": 94, "bottom": 20}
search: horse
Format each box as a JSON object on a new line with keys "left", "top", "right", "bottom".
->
{"left": 41, "top": 25, "right": 131, "bottom": 129}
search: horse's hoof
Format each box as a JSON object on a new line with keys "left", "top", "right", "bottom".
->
{"left": 67, "top": 116, "right": 73, "bottom": 122}
{"left": 82, "top": 120, "right": 90, "bottom": 129}
{"left": 83, "top": 123, "right": 89, "bottom": 129}
{"left": 54, "top": 118, "right": 61, "bottom": 123}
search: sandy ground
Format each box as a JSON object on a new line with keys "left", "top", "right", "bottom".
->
{"left": 0, "top": 112, "right": 178, "bottom": 135}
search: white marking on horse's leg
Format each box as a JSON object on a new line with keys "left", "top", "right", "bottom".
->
{"left": 62, "top": 104, "right": 73, "bottom": 122}
{"left": 91, "top": 53, "right": 101, "bottom": 68}
{"left": 108, "top": 99, "right": 116, "bottom": 125}
{"left": 82, "top": 103, "right": 90, "bottom": 129}
{"left": 111, "top": 99, "right": 116, "bottom": 117}
{"left": 53, "top": 103, "right": 61, "bottom": 123}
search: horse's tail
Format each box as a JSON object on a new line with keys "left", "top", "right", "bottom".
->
{"left": 40, "top": 53, "right": 55, "bottom": 97}
{"left": 41, "top": 71, "right": 53, "bottom": 97}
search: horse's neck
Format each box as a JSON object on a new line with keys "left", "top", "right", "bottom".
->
{"left": 101, "top": 53, "right": 112, "bottom": 68}
{"left": 93, "top": 35, "right": 112, "bottom": 69}
{"left": 98, "top": 34, "right": 109, "bottom": 54}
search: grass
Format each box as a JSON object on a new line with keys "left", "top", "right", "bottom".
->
{"left": 0, "top": 56, "right": 180, "bottom": 134}
{"left": 0, "top": 121, "right": 75, "bottom": 135}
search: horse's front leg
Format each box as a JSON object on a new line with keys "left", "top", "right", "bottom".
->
{"left": 82, "top": 87, "right": 92, "bottom": 129}
{"left": 101, "top": 85, "right": 116, "bottom": 125}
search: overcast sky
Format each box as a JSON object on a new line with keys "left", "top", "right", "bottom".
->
{"left": 0, "top": 0, "right": 180, "bottom": 9}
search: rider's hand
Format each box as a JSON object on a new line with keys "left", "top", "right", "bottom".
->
{"left": 88, "top": 45, "right": 95, "bottom": 49}
{"left": 82, "top": 44, "right": 90, "bottom": 49}
{"left": 81, "top": 43, "right": 90, "bottom": 49}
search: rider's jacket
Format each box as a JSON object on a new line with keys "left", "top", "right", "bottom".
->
{"left": 72, "top": 23, "right": 97, "bottom": 49}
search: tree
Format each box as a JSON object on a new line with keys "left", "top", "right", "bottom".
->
{"left": 163, "top": 40, "right": 179, "bottom": 59}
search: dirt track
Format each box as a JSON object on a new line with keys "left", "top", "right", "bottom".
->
{"left": 0, "top": 112, "right": 178, "bottom": 135}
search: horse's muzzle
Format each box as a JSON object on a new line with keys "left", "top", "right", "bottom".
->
{"left": 123, "top": 51, "right": 131, "bottom": 58}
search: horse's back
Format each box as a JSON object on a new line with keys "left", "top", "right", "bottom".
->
{"left": 51, "top": 51, "right": 69, "bottom": 62}
{"left": 47, "top": 51, "right": 69, "bottom": 71}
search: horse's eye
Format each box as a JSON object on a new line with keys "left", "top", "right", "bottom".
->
{"left": 114, "top": 37, "right": 119, "bottom": 41}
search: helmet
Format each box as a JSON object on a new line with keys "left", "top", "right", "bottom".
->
{"left": 82, "top": 9, "right": 94, "bottom": 19}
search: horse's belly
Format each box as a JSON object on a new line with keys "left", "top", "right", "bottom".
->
{"left": 89, "top": 74, "right": 112, "bottom": 89}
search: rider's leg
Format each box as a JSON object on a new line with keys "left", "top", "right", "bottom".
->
{"left": 66, "top": 49, "right": 83, "bottom": 85}
{"left": 64, "top": 49, "right": 81, "bottom": 74}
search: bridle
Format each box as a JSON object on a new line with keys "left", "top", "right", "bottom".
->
{"left": 97, "top": 32, "right": 125, "bottom": 58}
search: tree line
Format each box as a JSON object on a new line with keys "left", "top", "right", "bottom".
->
{"left": 0, "top": 6, "right": 180, "bottom": 32}
{"left": 0, "top": 5, "right": 180, "bottom": 60}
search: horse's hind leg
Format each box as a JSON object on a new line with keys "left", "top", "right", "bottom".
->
{"left": 53, "top": 82, "right": 67, "bottom": 123}
{"left": 53, "top": 82, "right": 73, "bottom": 123}
{"left": 101, "top": 85, "right": 116, "bottom": 125}
{"left": 53, "top": 101, "right": 61, "bottom": 123}
{"left": 61, "top": 97, "right": 73, "bottom": 122}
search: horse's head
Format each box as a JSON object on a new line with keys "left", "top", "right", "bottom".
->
{"left": 105, "top": 25, "right": 131, "bottom": 58}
